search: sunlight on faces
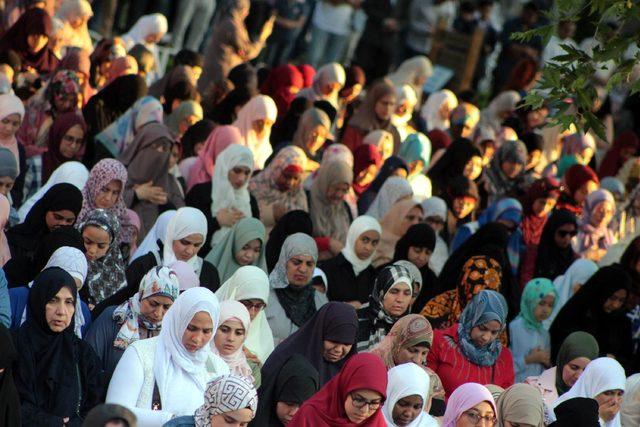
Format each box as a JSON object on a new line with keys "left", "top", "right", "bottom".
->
{"left": 182, "top": 311, "right": 214, "bottom": 353}
{"left": 527, "top": 149, "right": 542, "bottom": 170}
{"left": 228, "top": 166, "right": 251, "bottom": 189}
{"left": 0, "top": 176, "right": 14, "bottom": 196}
{"left": 578, "top": 148, "right": 594, "bottom": 165}
{"left": 452, "top": 197, "right": 477, "bottom": 219}
{"left": 595, "top": 389, "right": 624, "bottom": 421}
{"left": 407, "top": 246, "right": 432, "bottom": 269}
{"left": 407, "top": 160, "right": 424, "bottom": 177}
{"left": 345, "top": 390, "right": 384, "bottom": 424}
{"left": 589, "top": 201, "right": 614, "bottom": 228}
{"left": 27, "top": 34, "right": 48, "bottom": 53}
{"left": 235, "top": 238, "right": 262, "bottom": 265}
{"left": 139, "top": 295, "right": 174, "bottom": 324}
{"left": 574, "top": 180, "right": 598, "bottom": 204}
{"left": 341, "top": 84, "right": 363, "bottom": 104}
{"left": 561, "top": 357, "right": 590, "bottom": 387}
{"left": 0, "top": 113, "right": 21, "bottom": 139}
{"left": 470, "top": 320, "right": 501, "bottom": 348}
{"left": 45, "top": 286, "right": 75, "bottom": 332}
{"left": 252, "top": 118, "right": 274, "bottom": 140}
{"left": 322, "top": 82, "right": 342, "bottom": 96}
{"left": 379, "top": 136, "right": 394, "bottom": 160}
{"left": 276, "top": 168, "right": 302, "bottom": 192}
{"left": 534, "top": 294, "right": 555, "bottom": 322}
{"left": 392, "top": 394, "right": 423, "bottom": 427}
{"left": 532, "top": 197, "right": 556, "bottom": 217}
{"left": 46, "top": 209, "right": 76, "bottom": 230}
{"left": 400, "top": 206, "right": 423, "bottom": 236}
{"left": 383, "top": 282, "right": 412, "bottom": 317}
{"left": 356, "top": 164, "right": 379, "bottom": 188}
{"left": 69, "top": 15, "right": 88, "bottom": 29}
{"left": 393, "top": 344, "right": 430, "bottom": 366}
{"left": 463, "top": 156, "right": 483, "bottom": 180}
{"left": 144, "top": 32, "right": 163, "bottom": 44}
{"left": 375, "top": 94, "right": 397, "bottom": 121}
{"left": 95, "top": 179, "right": 123, "bottom": 209}
{"left": 276, "top": 401, "right": 300, "bottom": 425}
{"left": 214, "top": 319, "right": 246, "bottom": 356}
{"left": 326, "top": 182, "right": 350, "bottom": 205}
{"left": 391, "top": 167, "right": 408, "bottom": 179}
{"left": 179, "top": 114, "right": 200, "bottom": 136}
{"left": 354, "top": 230, "right": 380, "bottom": 260}
{"left": 603, "top": 289, "right": 627, "bottom": 314}
{"left": 82, "top": 225, "right": 110, "bottom": 261}
{"left": 172, "top": 233, "right": 204, "bottom": 261}
{"left": 0, "top": 64, "right": 14, "bottom": 83}
{"left": 239, "top": 299, "right": 266, "bottom": 321}
{"left": 322, "top": 339, "right": 353, "bottom": 363}
{"left": 455, "top": 401, "right": 495, "bottom": 427}
{"left": 286, "top": 255, "right": 316, "bottom": 287}
{"left": 210, "top": 407, "right": 253, "bottom": 426}
{"left": 306, "top": 125, "right": 328, "bottom": 154}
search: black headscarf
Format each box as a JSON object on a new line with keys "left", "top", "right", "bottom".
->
{"left": 363, "top": 264, "right": 413, "bottom": 336}
{"left": 619, "top": 235, "right": 640, "bottom": 296}
{"left": 549, "top": 264, "right": 632, "bottom": 362}
{"left": 357, "top": 156, "right": 409, "bottom": 214}
{"left": 265, "top": 210, "right": 313, "bottom": 272}
{"left": 0, "top": 324, "right": 20, "bottom": 426}
{"left": 551, "top": 397, "right": 600, "bottom": 427}
{"left": 428, "top": 138, "right": 482, "bottom": 194}
{"left": 534, "top": 209, "right": 578, "bottom": 281}
{"left": 181, "top": 119, "right": 216, "bottom": 158}
{"left": 271, "top": 97, "right": 309, "bottom": 146}
{"left": 260, "top": 302, "right": 358, "bottom": 387}
{"left": 252, "top": 354, "right": 319, "bottom": 426}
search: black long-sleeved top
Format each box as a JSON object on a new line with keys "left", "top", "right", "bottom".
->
{"left": 319, "top": 253, "right": 376, "bottom": 305}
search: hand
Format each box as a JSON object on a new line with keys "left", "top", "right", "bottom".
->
{"left": 216, "top": 207, "right": 245, "bottom": 227}
{"left": 272, "top": 203, "right": 287, "bottom": 222}
{"left": 526, "top": 347, "right": 550, "bottom": 365}
{"left": 260, "top": 16, "right": 275, "bottom": 41}
{"left": 599, "top": 398, "right": 621, "bottom": 422}
{"left": 244, "top": 347, "right": 261, "bottom": 365}
{"left": 134, "top": 181, "right": 168, "bottom": 205}
{"left": 329, "top": 238, "right": 344, "bottom": 255}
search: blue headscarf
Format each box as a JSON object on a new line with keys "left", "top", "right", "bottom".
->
{"left": 398, "top": 133, "right": 431, "bottom": 169}
{"left": 457, "top": 290, "right": 508, "bottom": 366}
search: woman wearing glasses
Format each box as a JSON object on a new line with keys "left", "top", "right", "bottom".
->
{"left": 534, "top": 209, "right": 579, "bottom": 281}
{"left": 441, "top": 382, "right": 497, "bottom": 427}
{"left": 288, "top": 353, "right": 388, "bottom": 426}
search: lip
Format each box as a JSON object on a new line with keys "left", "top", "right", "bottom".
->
{"left": 293, "top": 274, "right": 307, "bottom": 282}
{"left": 51, "top": 320, "right": 66, "bottom": 327}
{"left": 223, "top": 344, "right": 236, "bottom": 351}
{"left": 185, "top": 343, "right": 198, "bottom": 352}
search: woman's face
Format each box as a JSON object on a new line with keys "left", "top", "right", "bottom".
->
{"left": 534, "top": 294, "right": 555, "bottom": 322}
{"left": 45, "top": 209, "right": 76, "bottom": 230}
{"left": 228, "top": 166, "right": 252, "bottom": 189}
{"left": 391, "top": 167, "right": 408, "bottom": 179}
{"left": 239, "top": 299, "right": 266, "bottom": 321}
{"left": 182, "top": 311, "right": 214, "bottom": 353}
{"left": 344, "top": 389, "right": 383, "bottom": 425}
{"left": 452, "top": 197, "right": 476, "bottom": 219}
{"left": 469, "top": 320, "right": 501, "bottom": 348}
{"left": 355, "top": 164, "right": 379, "bottom": 187}
{"left": 375, "top": 94, "right": 397, "bottom": 121}
{"left": 379, "top": 136, "right": 394, "bottom": 161}
{"left": 95, "top": 179, "right": 123, "bottom": 209}
{"left": 574, "top": 180, "right": 598, "bottom": 204}
{"left": 210, "top": 407, "right": 253, "bottom": 426}
{"left": 354, "top": 230, "right": 380, "bottom": 261}
{"left": 341, "top": 84, "right": 363, "bottom": 104}
{"left": 501, "top": 161, "right": 523, "bottom": 179}
{"left": 455, "top": 401, "right": 495, "bottom": 427}
{"left": 561, "top": 357, "right": 591, "bottom": 387}
{"left": 589, "top": 201, "right": 614, "bottom": 228}
{"left": 82, "top": 225, "right": 111, "bottom": 261}
{"left": 532, "top": 197, "right": 556, "bottom": 217}
{"left": 407, "top": 246, "right": 432, "bottom": 269}
{"left": 392, "top": 394, "right": 423, "bottom": 427}
{"left": 425, "top": 216, "right": 445, "bottom": 233}
{"left": 53, "top": 91, "right": 77, "bottom": 113}
{"left": 326, "top": 182, "right": 350, "bottom": 205}
{"left": 235, "top": 238, "right": 262, "bottom": 266}
{"left": 305, "top": 125, "right": 328, "bottom": 154}
{"left": 169, "top": 144, "right": 181, "bottom": 169}
{"left": 26, "top": 33, "right": 48, "bottom": 54}
{"left": 0, "top": 177, "right": 15, "bottom": 196}
{"left": 276, "top": 401, "right": 301, "bottom": 425}
{"left": 285, "top": 255, "right": 316, "bottom": 287}
{"left": 139, "top": 295, "right": 174, "bottom": 324}
{"left": 276, "top": 168, "right": 302, "bottom": 193}
{"left": 438, "top": 102, "right": 452, "bottom": 120}
{"left": 382, "top": 283, "right": 412, "bottom": 317}
{"left": 178, "top": 114, "right": 200, "bottom": 136}
{"left": 400, "top": 206, "right": 423, "bottom": 236}
{"left": 603, "top": 288, "right": 627, "bottom": 313}
{"left": 322, "top": 339, "right": 353, "bottom": 363}
{"left": 0, "top": 113, "right": 21, "bottom": 139}
{"left": 144, "top": 32, "right": 163, "bottom": 44}
{"left": 252, "top": 118, "right": 274, "bottom": 140}
{"left": 393, "top": 344, "right": 430, "bottom": 366}
{"left": 172, "top": 233, "right": 204, "bottom": 261}
{"left": 526, "top": 149, "right": 542, "bottom": 170}
{"left": 595, "top": 389, "right": 624, "bottom": 422}
{"left": 45, "top": 286, "right": 75, "bottom": 332}
{"left": 463, "top": 156, "right": 483, "bottom": 180}
{"left": 214, "top": 319, "right": 246, "bottom": 356}
{"left": 322, "top": 82, "right": 342, "bottom": 96}
{"left": 554, "top": 223, "right": 577, "bottom": 249}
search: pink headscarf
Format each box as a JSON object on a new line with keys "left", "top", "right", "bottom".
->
{"left": 125, "top": 208, "right": 141, "bottom": 255}
{"left": 168, "top": 260, "right": 200, "bottom": 291}
{"left": 186, "top": 125, "right": 242, "bottom": 191}
{"left": 0, "top": 194, "right": 10, "bottom": 266}
{"left": 106, "top": 55, "right": 139, "bottom": 84}
{"left": 0, "top": 94, "right": 24, "bottom": 172}
{"left": 442, "top": 383, "right": 496, "bottom": 427}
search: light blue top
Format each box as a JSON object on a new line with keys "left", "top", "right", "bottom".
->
{"left": 0, "top": 269, "right": 10, "bottom": 328}
{"left": 509, "top": 316, "right": 550, "bottom": 383}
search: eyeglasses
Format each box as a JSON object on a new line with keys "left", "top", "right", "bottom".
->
{"left": 349, "top": 393, "right": 382, "bottom": 411}
{"left": 463, "top": 411, "right": 496, "bottom": 425}
{"left": 556, "top": 230, "right": 577, "bottom": 237}
{"left": 240, "top": 300, "right": 266, "bottom": 311}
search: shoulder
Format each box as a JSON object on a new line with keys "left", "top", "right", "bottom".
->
{"left": 162, "top": 415, "right": 195, "bottom": 427}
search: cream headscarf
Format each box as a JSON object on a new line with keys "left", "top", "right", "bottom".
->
{"left": 232, "top": 95, "right": 278, "bottom": 169}
{"left": 309, "top": 160, "right": 353, "bottom": 243}
{"left": 420, "top": 90, "right": 458, "bottom": 132}
{"left": 162, "top": 207, "right": 208, "bottom": 275}
{"left": 341, "top": 215, "right": 382, "bottom": 276}
{"left": 0, "top": 93, "right": 24, "bottom": 173}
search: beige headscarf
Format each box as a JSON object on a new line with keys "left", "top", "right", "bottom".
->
{"left": 348, "top": 79, "right": 401, "bottom": 149}
{"left": 309, "top": 160, "right": 353, "bottom": 243}
{"left": 292, "top": 107, "right": 331, "bottom": 159}
{"left": 496, "top": 383, "right": 545, "bottom": 427}
{"left": 373, "top": 199, "right": 422, "bottom": 267}
{"left": 621, "top": 374, "right": 640, "bottom": 427}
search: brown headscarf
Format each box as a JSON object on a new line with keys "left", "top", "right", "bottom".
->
{"left": 292, "top": 108, "right": 331, "bottom": 160}
{"left": 347, "top": 79, "right": 401, "bottom": 148}
{"left": 309, "top": 160, "right": 353, "bottom": 243}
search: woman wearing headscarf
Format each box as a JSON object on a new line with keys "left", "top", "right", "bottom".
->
{"left": 387, "top": 55, "right": 432, "bottom": 104}
{"left": 575, "top": 189, "right": 617, "bottom": 261}
{"left": 544, "top": 132, "right": 597, "bottom": 179}
{"left": 364, "top": 176, "right": 413, "bottom": 220}
{"left": 319, "top": 215, "right": 381, "bottom": 307}
{"left": 357, "top": 156, "right": 409, "bottom": 214}
{"left": 419, "top": 90, "right": 458, "bottom": 134}
{"left": 621, "top": 374, "right": 640, "bottom": 427}
{"left": 599, "top": 130, "right": 640, "bottom": 179}
{"left": 78, "top": 209, "right": 127, "bottom": 306}
{"left": 0, "top": 8, "right": 59, "bottom": 75}
{"left": 342, "top": 79, "right": 401, "bottom": 153}
{"left": 231, "top": 94, "right": 278, "bottom": 169}
{"left": 104, "top": 55, "right": 139, "bottom": 85}
{"left": 286, "top": 353, "right": 386, "bottom": 426}
{"left": 534, "top": 209, "right": 579, "bottom": 281}
{"left": 199, "top": 0, "right": 273, "bottom": 90}
{"left": 356, "top": 264, "right": 413, "bottom": 351}
{"left": 0, "top": 323, "right": 20, "bottom": 426}
{"left": 121, "top": 13, "right": 168, "bottom": 84}
{"left": 129, "top": 210, "right": 175, "bottom": 264}
{"left": 427, "top": 290, "right": 514, "bottom": 397}
{"left": 119, "top": 121, "right": 184, "bottom": 237}
{"left": 372, "top": 199, "right": 423, "bottom": 268}
{"left": 252, "top": 353, "right": 319, "bottom": 426}
{"left": 383, "top": 363, "right": 438, "bottom": 427}
{"left": 185, "top": 125, "right": 241, "bottom": 192}
{"left": 12, "top": 267, "right": 102, "bottom": 425}
{"left": 289, "top": 107, "right": 331, "bottom": 170}
{"left": 260, "top": 64, "right": 305, "bottom": 118}
{"left": 352, "top": 144, "right": 383, "bottom": 197}
{"left": 85, "top": 266, "right": 180, "bottom": 388}
{"left": 265, "top": 233, "right": 328, "bottom": 343}
{"left": 550, "top": 265, "right": 633, "bottom": 367}
{"left": 249, "top": 146, "right": 308, "bottom": 229}
{"left": 297, "top": 63, "right": 346, "bottom": 109}
{"left": 164, "top": 100, "right": 204, "bottom": 139}
{"left": 551, "top": 357, "right": 626, "bottom": 427}
{"left": 509, "top": 278, "right": 557, "bottom": 382}
{"left": 55, "top": 0, "right": 93, "bottom": 54}
{"left": 441, "top": 382, "right": 496, "bottom": 427}
{"left": 178, "top": 120, "right": 216, "bottom": 183}
{"left": 479, "top": 91, "right": 521, "bottom": 134}
{"left": 482, "top": 139, "right": 528, "bottom": 204}
{"left": 106, "top": 287, "right": 230, "bottom": 426}
{"left": 495, "top": 383, "right": 545, "bottom": 427}
{"left": 265, "top": 210, "right": 313, "bottom": 273}
{"left": 0, "top": 93, "right": 26, "bottom": 200}
{"left": 427, "top": 138, "right": 483, "bottom": 197}
{"left": 215, "top": 266, "right": 273, "bottom": 364}
{"left": 555, "top": 163, "right": 600, "bottom": 216}
{"left": 206, "top": 217, "right": 267, "bottom": 283}
{"left": 398, "top": 133, "right": 432, "bottom": 200}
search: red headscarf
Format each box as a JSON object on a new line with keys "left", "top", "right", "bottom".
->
{"left": 42, "top": 112, "right": 86, "bottom": 182}
{"left": 557, "top": 164, "right": 599, "bottom": 216}
{"left": 288, "top": 353, "right": 388, "bottom": 427}
{"left": 186, "top": 125, "right": 241, "bottom": 191}
{"left": 297, "top": 64, "right": 316, "bottom": 88}
{"left": 352, "top": 144, "right": 382, "bottom": 196}
{"left": 260, "top": 65, "right": 304, "bottom": 118}
{"left": 598, "top": 130, "right": 639, "bottom": 178}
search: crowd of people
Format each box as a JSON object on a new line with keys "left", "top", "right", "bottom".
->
{"left": 1, "top": 0, "right": 640, "bottom": 426}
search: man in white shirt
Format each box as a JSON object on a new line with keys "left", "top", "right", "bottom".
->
{"left": 308, "top": 0, "right": 359, "bottom": 67}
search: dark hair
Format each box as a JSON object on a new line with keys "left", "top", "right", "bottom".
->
{"left": 174, "top": 49, "right": 203, "bottom": 69}
{"left": 128, "top": 44, "right": 155, "bottom": 75}
{"left": 460, "top": 1, "right": 476, "bottom": 13}
{"left": 523, "top": 1, "right": 540, "bottom": 13}
{"left": 0, "top": 49, "right": 22, "bottom": 74}
{"left": 163, "top": 80, "right": 198, "bottom": 114}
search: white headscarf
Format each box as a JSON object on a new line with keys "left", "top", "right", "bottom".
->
{"left": 552, "top": 357, "right": 626, "bottom": 427}
{"left": 480, "top": 91, "right": 521, "bottom": 134}
{"left": 297, "top": 62, "right": 346, "bottom": 108}
{"left": 387, "top": 55, "right": 433, "bottom": 103}
{"left": 162, "top": 207, "right": 207, "bottom": 275}
{"left": 210, "top": 144, "right": 254, "bottom": 245}
{"left": 121, "top": 13, "right": 168, "bottom": 48}
{"left": 365, "top": 176, "right": 413, "bottom": 220}
{"left": 130, "top": 210, "right": 176, "bottom": 264}
{"left": 383, "top": 363, "right": 439, "bottom": 427}
{"left": 154, "top": 287, "right": 221, "bottom": 411}
{"left": 18, "top": 161, "right": 89, "bottom": 221}
{"left": 543, "top": 259, "right": 598, "bottom": 329}
{"left": 232, "top": 95, "right": 278, "bottom": 169}
{"left": 215, "top": 266, "right": 274, "bottom": 363}
{"left": 420, "top": 90, "right": 458, "bottom": 132}
{"left": 421, "top": 197, "right": 447, "bottom": 220}
{"left": 341, "top": 215, "right": 381, "bottom": 276}
{"left": 621, "top": 373, "right": 640, "bottom": 427}
{"left": 211, "top": 300, "right": 253, "bottom": 381}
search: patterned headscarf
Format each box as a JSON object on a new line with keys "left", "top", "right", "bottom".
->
{"left": 457, "top": 290, "right": 508, "bottom": 366}
{"left": 79, "top": 209, "right": 127, "bottom": 305}
{"left": 48, "top": 70, "right": 82, "bottom": 112}
{"left": 194, "top": 374, "right": 258, "bottom": 427}
{"left": 516, "top": 278, "right": 557, "bottom": 332}
{"left": 112, "top": 266, "right": 180, "bottom": 349}
{"left": 77, "top": 159, "right": 132, "bottom": 243}
{"left": 369, "top": 314, "right": 433, "bottom": 368}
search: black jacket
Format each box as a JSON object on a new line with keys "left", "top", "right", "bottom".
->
{"left": 319, "top": 253, "right": 376, "bottom": 304}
